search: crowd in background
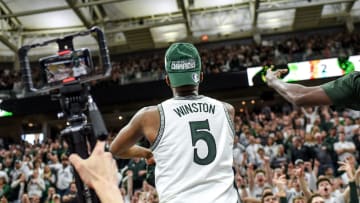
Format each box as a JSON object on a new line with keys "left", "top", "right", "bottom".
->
{"left": 0, "top": 104, "right": 359, "bottom": 202}
{"left": 115, "top": 104, "right": 360, "bottom": 203}
{"left": 0, "top": 27, "right": 360, "bottom": 203}
{"left": 0, "top": 29, "right": 360, "bottom": 94}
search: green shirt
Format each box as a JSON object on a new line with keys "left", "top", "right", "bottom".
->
{"left": 321, "top": 71, "right": 360, "bottom": 110}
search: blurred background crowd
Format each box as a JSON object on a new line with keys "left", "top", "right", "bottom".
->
{"left": 0, "top": 30, "right": 360, "bottom": 95}
{"left": 0, "top": 103, "right": 359, "bottom": 203}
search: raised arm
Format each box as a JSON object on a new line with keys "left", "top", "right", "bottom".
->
{"left": 338, "top": 160, "right": 358, "bottom": 203}
{"left": 273, "top": 175, "right": 287, "bottom": 200}
{"left": 263, "top": 157, "right": 273, "bottom": 186}
{"left": 297, "top": 168, "right": 312, "bottom": 200}
{"left": 247, "top": 164, "right": 255, "bottom": 193}
{"left": 304, "top": 161, "right": 317, "bottom": 191}
{"left": 356, "top": 166, "right": 360, "bottom": 185}
{"left": 266, "top": 69, "right": 332, "bottom": 106}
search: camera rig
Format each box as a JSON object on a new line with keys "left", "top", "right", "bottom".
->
{"left": 18, "top": 27, "right": 112, "bottom": 203}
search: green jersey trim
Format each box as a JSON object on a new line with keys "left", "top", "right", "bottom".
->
{"left": 173, "top": 95, "right": 204, "bottom": 100}
{"left": 151, "top": 104, "right": 165, "bottom": 151}
{"left": 223, "top": 104, "right": 235, "bottom": 136}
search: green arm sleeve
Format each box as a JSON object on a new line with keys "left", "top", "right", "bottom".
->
{"left": 321, "top": 71, "right": 360, "bottom": 110}
{"left": 349, "top": 181, "right": 359, "bottom": 203}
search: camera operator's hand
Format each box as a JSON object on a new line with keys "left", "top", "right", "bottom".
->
{"left": 69, "top": 141, "right": 124, "bottom": 203}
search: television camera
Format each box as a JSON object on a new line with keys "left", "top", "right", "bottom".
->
{"left": 18, "top": 27, "right": 112, "bottom": 203}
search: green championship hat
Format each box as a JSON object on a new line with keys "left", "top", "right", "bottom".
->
{"left": 165, "top": 43, "right": 201, "bottom": 87}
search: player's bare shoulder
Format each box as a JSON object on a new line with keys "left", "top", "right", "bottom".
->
{"left": 135, "top": 105, "right": 160, "bottom": 143}
{"left": 222, "top": 101, "right": 235, "bottom": 118}
{"left": 136, "top": 105, "right": 159, "bottom": 117}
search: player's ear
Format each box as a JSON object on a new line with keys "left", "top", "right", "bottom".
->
{"left": 165, "top": 75, "right": 170, "bottom": 86}
{"left": 200, "top": 72, "right": 204, "bottom": 83}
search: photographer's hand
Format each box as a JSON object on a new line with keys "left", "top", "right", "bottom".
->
{"left": 69, "top": 141, "right": 124, "bottom": 203}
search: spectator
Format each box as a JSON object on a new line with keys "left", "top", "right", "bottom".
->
{"left": 246, "top": 135, "right": 262, "bottom": 165}
{"left": 312, "top": 133, "right": 334, "bottom": 175}
{"left": 289, "top": 136, "right": 313, "bottom": 163}
{"left": 334, "top": 131, "right": 356, "bottom": 162}
{"left": 0, "top": 176, "right": 9, "bottom": 200}
{"left": 49, "top": 154, "right": 73, "bottom": 196}
{"left": 270, "top": 145, "right": 288, "bottom": 169}
{"left": 247, "top": 165, "right": 271, "bottom": 199}
{"left": 294, "top": 159, "right": 317, "bottom": 191}
{"left": 26, "top": 169, "right": 45, "bottom": 200}
{"left": 8, "top": 173, "right": 26, "bottom": 203}
{"left": 127, "top": 158, "right": 146, "bottom": 193}
{"left": 44, "top": 186, "right": 60, "bottom": 203}
{"left": 42, "top": 165, "right": 56, "bottom": 195}
{"left": 9, "top": 161, "right": 22, "bottom": 184}
{"left": 62, "top": 182, "right": 77, "bottom": 203}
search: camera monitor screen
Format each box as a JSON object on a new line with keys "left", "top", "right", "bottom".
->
{"left": 39, "top": 48, "right": 93, "bottom": 86}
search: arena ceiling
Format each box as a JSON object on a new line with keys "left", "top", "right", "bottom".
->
{"left": 0, "top": 0, "right": 359, "bottom": 61}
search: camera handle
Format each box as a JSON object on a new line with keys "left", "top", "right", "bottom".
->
{"left": 61, "top": 123, "right": 100, "bottom": 203}
{"left": 59, "top": 81, "right": 108, "bottom": 203}
{"left": 18, "top": 26, "right": 112, "bottom": 94}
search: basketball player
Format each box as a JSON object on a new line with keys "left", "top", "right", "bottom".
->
{"left": 110, "top": 42, "right": 239, "bottom": 203}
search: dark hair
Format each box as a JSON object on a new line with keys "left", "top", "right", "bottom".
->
{"left": 307, "top": 193, "right": 322, "bottom": 203}
{"left": 316, "top": 177, "right": 331, "bottom": 188}
{"left": 261, "top": 191, "right": 274, "bottom": 203}
{"left": 261, "top": 186, "right": 273, "bottom": 196}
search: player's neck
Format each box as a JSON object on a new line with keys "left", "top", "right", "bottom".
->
{"left": 174, "top": 90, "right": 198, "bottom": 97}
{"left": 173, "top": 86, "right": 199, "bottom": 97}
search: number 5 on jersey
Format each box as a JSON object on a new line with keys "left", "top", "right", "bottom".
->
{"left": 189, "top": 119, "right": 217, "bottom": 165}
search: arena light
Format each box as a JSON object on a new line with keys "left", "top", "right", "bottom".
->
{"left": 193, "top": 0, "right": 244, "bottom": 8}
{"left": 257, "top": 10, "right": 295, "bottom": 29}
{"left": 218, "top": 24, "right": 236, "bottom": 35}
{"left": 115, "top": 0, "right": 179, "bottom": 17}
{"left": 150, "top": 24, "right": 187, "bottom": 43}
{"left": 201, "top": 34, "right": 209, "bottom": 42}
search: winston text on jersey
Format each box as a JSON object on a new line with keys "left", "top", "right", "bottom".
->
{"left": 173, "top": 102, "right": 216, "bottom": 117}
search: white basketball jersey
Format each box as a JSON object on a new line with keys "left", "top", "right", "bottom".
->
{"left": 151, "top": 95, "right": 238, "bottom": 203}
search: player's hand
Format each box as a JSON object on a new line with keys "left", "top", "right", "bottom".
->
{"left": 265, "top": 68, "right": 288, "bottom": 86}
{"left": 146, "top": 156, "right": 156, "bottom": 165}
{"left": 69, "top": 141, "right": 118, "bottom": 189}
